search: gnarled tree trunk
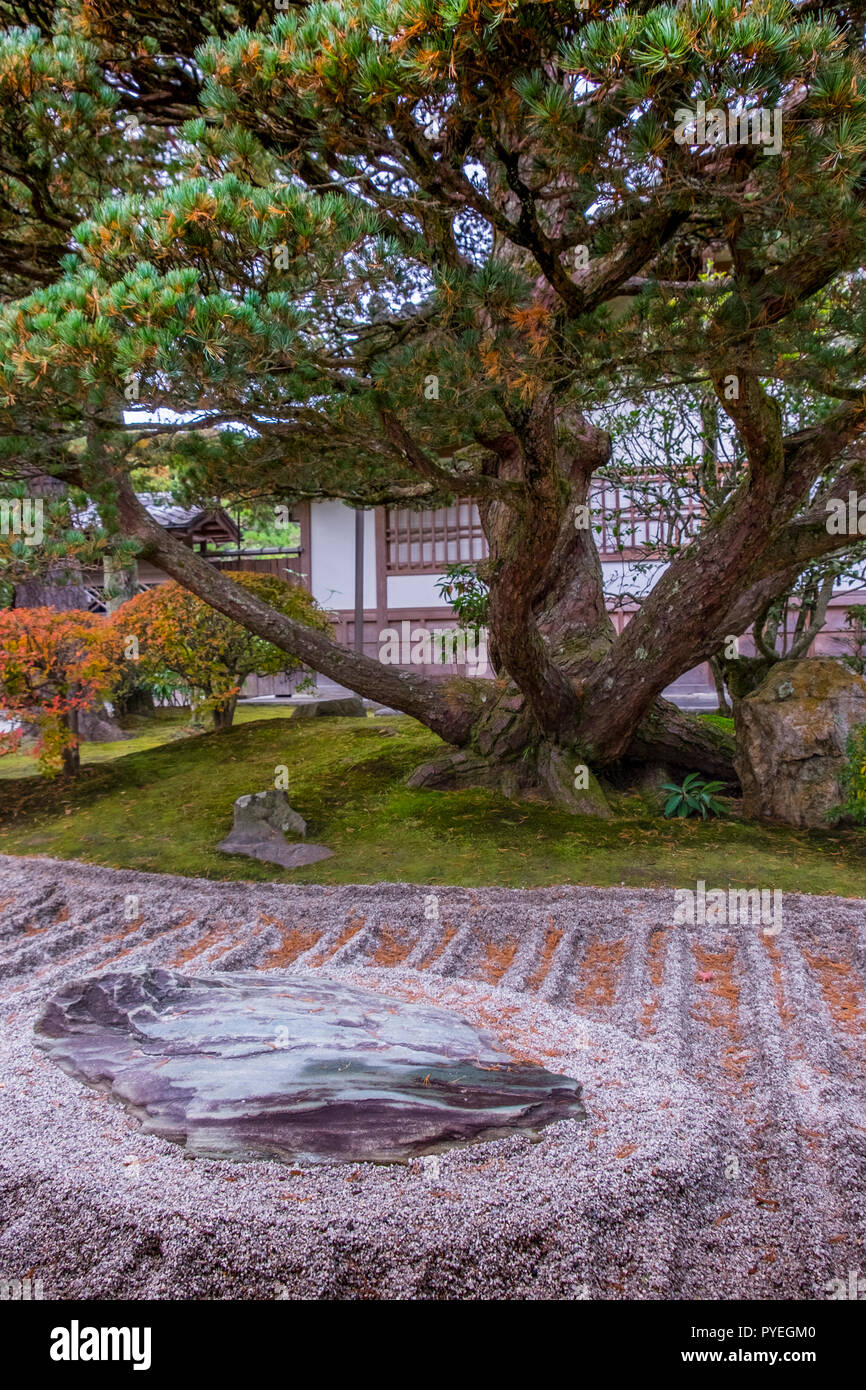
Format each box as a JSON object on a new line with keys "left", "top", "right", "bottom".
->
{"left": 111, "top": 402, "right": 738, "bottom": 816}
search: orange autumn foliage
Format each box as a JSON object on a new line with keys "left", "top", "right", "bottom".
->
{"left": 0, "top": 607, "right": 122, "bottom": 775}
{"left": 108, "top": 571, "right": 332, "bottom": 729}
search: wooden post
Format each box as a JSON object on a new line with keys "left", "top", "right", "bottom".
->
{"left": 354, "top": 507, "right": 365, "bottom": 655}
{"left": 374, "top": 507, "right": 388, "bottom": 634}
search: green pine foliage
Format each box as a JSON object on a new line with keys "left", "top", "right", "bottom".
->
{"left": 0, "top": 1, "right": 865, "bottom": 645}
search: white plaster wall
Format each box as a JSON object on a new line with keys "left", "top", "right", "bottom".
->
{"left": 831, "top": 567, "right": 866, "bottom": 595}
{"left": 389, "top": 560, "right": 666, "bottom": 612}
{"left": 601, "top": 558, "right": 667, "bottom": 601}
{"left": 310, "top": 512, "right": 866, "bottom": 619}
{"left": 386, "top": 573, "right": 449, "bottom": 610}
{"left": 601, "top": 558, "right": 866, "bottom": 603}
{"left": 309, "top": 502, "right": 376, "bottom": 610}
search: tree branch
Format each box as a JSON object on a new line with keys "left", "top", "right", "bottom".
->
{"left": 110, "top": 476, "right": 482, "bottom": 744}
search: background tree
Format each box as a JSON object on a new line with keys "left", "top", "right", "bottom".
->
{"left": 604, "top": 386, "right": 866, "bottom": 712}
{"left": 2, "top": 2, "right": 866, "bottom": 810}
{"left": 841, "top": 604, "right": 866, "bottom": 678}
{"left": 110, "top": 571, "right": 332, "bottom": 731}
{"left": 0, "top": 607, "right": 120, "bottom": 775}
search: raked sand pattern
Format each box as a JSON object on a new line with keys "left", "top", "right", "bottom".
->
{"left": 0, "top": 854, "right": 864, "bottom": 1300}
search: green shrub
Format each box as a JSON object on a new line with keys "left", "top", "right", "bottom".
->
{"left": 435, "top": 564, "right": 488, "bottom": 637}
{"left": 829, "top": 723, "right": 866, "bottom": 825}
{"left": 662, "top": 773, "right": 727, "bottom": 820}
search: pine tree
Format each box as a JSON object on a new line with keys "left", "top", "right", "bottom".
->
{"left": 2, "top": 2, "right": 866, "bottom": 807}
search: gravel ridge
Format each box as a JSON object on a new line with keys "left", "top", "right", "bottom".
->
{"left": 0, "top": 853, "right": 864, "bottom": 1300}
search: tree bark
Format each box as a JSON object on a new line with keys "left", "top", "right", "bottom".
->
{"left": 62, "top": 708, "right": 80, "bottom": 777}
{"left": 709, "top": 658, "right": 732, "bottom": 717}
{"left": 212, "top": 693, "right": 238, "bottom": 732}
{"left": 109, "top": 427, "right": 739, "bottom": 809}
{"left": 477, "top": 393, "right": 587, "bottom": 741}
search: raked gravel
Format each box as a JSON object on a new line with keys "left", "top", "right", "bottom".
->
{"left": 0, "top": 854, "right": 864, "bottom": 1300}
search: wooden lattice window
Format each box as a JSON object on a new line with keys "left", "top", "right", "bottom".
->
{"left": 385, "top": 481, "right": 704, "bottom": 572}
{"left": 589, "top": 477, "right": 703, "bottom": 558}
{"left": 385, "top": 500, "right": 487, "bottom": 573}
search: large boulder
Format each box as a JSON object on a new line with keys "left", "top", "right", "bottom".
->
{"left": 33, "top": 969, "right": 585, "bottom": 1164}
{"left": 14, "top": 706, "right": 129, "bottom": 744}
{"left": 292, "top": 697, "right": 365, "bottom": 719}
{"left": 228, "top": 788, "right": 307, "bottom": 838}
{"left": 77, "top": 707, "right": 130, "bottom": 743}
{"left": 735, "top": 659, "right": 866, "bottom": 827}
{"left": 218, "top": 789, "right": 334, "bottom": 868}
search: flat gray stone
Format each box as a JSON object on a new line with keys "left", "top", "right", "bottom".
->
{"left": 292, "top": 697, "right": 365, "bottom": 719}
{"left": 218, "top": 836, "right": 334, "bottom": 869}
{"left": 217, "top": 790, "right": 333, "bottom": 868}
{"left": 33, "top": 969, "right": 585, "bottom": 1164}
